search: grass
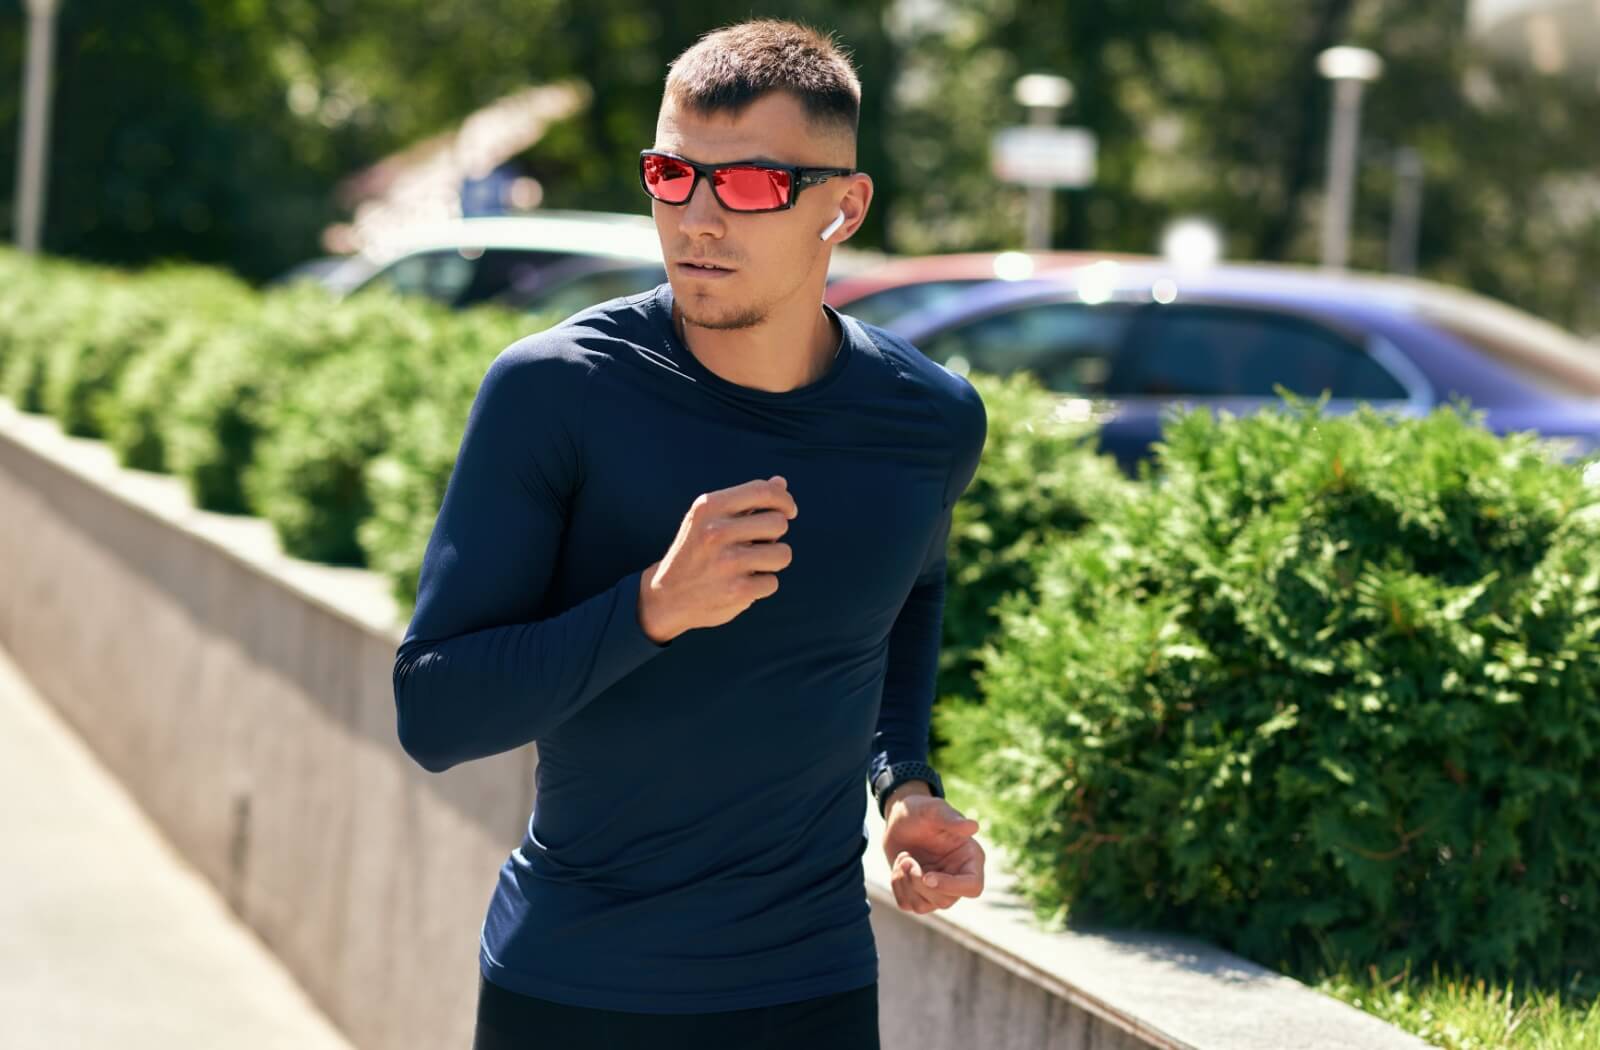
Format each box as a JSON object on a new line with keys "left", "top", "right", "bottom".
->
{"left": 1315, "top": 962, "right": 1600, "bottom": 1049}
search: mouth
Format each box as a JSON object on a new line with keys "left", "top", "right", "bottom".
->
{"left": 677, "top": 259, "right": 737, "bottom": 279}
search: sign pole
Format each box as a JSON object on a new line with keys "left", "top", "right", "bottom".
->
{"left": 1023, "top": 105, "right": 1057, "bottom": 251}
{"left": 15, "top": 0, "right": 63, "bottom": 254}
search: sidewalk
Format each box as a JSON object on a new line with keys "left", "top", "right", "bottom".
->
{"left": 0, "top": 642, "right": 355, "bottom": 1050}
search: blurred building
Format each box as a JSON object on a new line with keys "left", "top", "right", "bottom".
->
{"left": 325, "top": 81, "right": 590, "bottom": 258}
{"left": 1469, "top": 0, "right": 1600, "bottom": 83}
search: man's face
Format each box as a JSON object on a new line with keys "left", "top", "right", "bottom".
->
{"left": 650, "top": 91, "right": 858, "bottom": 331}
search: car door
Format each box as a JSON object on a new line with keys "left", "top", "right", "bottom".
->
{"left": 1099, "top": 303, "right": 1419, "bottom": 472}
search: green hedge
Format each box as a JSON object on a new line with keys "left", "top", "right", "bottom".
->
{"left": 0, "top": 249, "right": 552, "bottom": 597}
{"left": 938, "top": 373, "right": 1131, "bottom": 710}
{"left": 248, "top": 301, "right": 535, "bottom": 566}
{"left": 163, "top": 282, "right": 402, "bottom": 514}
{"left": 358, "top": 330, "right": 505, "bottom": 612}
{"left": 1, "top": 253, "right": 101, "bottom": 413}
{"left": 45, "top": 264, "right": 253, "bottom": 441}
{"left": 937, "top": 397, "right": 1600, "bottom": 985}
{"left": 102, "top": 307, "right": 258, "bottom": 473}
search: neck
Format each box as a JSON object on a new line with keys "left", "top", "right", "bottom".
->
{"left": 673, "top": 292, "right": 840, "bottom": 393}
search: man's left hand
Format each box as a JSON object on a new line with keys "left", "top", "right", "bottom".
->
{"left": 881, "top": 788, "right": 986, "bottom": 914}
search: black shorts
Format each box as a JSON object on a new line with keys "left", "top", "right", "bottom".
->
{"left": 471, "top": 974, "right": 881, "bottom": 1050}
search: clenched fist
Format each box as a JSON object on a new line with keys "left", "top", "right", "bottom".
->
{"left": 636, "top": 476, "right": 798, "bottom": 644}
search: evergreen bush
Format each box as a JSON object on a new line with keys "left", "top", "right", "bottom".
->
{"left": 247, "top": 298, "right": 534, "bottom": 565}
{"left": 938, "top": 397, "right": 1600, "bottom": 985}
{"left": 938, "top": 372, "right": 1131, "bottom": 707}
{"left": 44, "top": 264, "right": 252, "bottom": 440}
{"left": 358, "top": 333, "right": 502, "bottom": 611}
{"left": 1, "top": 260, "right": 102, "bottom": 414}
{"left": 164, "top": 282, "right": 366, "bottom": 513}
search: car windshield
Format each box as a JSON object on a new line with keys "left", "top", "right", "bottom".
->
{"left": 1414, "top": 292, "right": 1600, "bottom": 399}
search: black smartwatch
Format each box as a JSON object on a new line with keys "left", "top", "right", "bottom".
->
{"left": 871, "top": 760, "right": 945, "bottom": 818}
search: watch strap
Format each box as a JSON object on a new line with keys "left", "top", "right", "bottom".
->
{"left": 872, "top": 760, "right": 944, "bottom": 818}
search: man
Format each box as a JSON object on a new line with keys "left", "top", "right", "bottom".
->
{"left": 393, "top": 19, "right": 988, "bottom": 1050}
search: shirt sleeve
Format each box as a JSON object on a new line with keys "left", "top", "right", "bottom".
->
{"left": 869, "top": 375, "right": 988, "bottom": 788}
{"left": 392, "top": 338, "right": 668, "bottom": 773}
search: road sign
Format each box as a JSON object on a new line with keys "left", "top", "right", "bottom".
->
{"left": 991, "top": 126, "right": 1097, "bottom": 188}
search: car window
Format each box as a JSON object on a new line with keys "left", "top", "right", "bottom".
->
{"left": 843, "top": 280, "right": 985, "bottom": 328}
{"left": 364, "top": 250, "right": 476, "bottom": 304}
{"left": 360, "top": 248, "right": 573, "bottom": 307}
{"left": 458, "top": 249, "right": 573, "bottom": 307}
{"left": 518, "top": 265, "right": 668, "bottom": 320}
{"left": 1106, "top": 306, "right": 1409, "bottom": 400}
{"left": 920, "top": 301, "right": 1132, "bottom": 394}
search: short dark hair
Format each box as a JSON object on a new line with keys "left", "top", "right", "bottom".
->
{"left": 664, "top": 20, "right": 861, "bottom": 139}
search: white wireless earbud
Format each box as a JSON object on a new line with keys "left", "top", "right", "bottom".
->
{"left": 820, "top": 210, "right": 846, "bottom": 241}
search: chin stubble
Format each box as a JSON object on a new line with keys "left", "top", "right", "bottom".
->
{"left": 680, "top": 305, "right": 766, "bottom": 332}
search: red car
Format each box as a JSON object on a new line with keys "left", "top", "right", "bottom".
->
{"left": 825, "top": 250, "right": 1153, "bottom": 327}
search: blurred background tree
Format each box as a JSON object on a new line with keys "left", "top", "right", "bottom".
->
{"left": 2, "top": 0, "right": 1597, "bottom": 330}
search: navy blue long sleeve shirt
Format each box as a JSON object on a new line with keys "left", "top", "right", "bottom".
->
{"left": 392, "top": 282, "right": 986, "bottom": 1013}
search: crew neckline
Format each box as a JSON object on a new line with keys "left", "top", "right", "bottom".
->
{"left": 651, "top": 283, "right": 855, "bottom": 402}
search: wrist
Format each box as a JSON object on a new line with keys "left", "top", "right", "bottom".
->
{"left": 635, "top": 566, "right": 677, "bottom": 645}
{"left": 872, "top": 760, "right": 945, "bottom": 818}
{"left": 884, "top": 780, "right": 932, "bottom": 813}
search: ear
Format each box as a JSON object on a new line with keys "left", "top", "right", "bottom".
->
{"left": 826, "top": 173, "right": 874, "bottom": 244}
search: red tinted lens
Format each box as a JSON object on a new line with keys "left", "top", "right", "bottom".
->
{"left": 714, "top": 166, "right": 792, "bottom": 210}
{"left": 642, "top": 154, "right": 696, "bottom": 203}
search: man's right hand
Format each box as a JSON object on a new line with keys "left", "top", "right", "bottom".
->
{"left": 636, "top": 476, "right": 798, "bottom": 644}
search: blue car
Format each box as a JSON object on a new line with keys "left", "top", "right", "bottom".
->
{"left": 883, "top": 260, "right": 1600, "bottom": 474}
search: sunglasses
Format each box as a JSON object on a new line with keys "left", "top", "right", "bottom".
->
{"left": 639, "top": 150, "right": 856, "bottom": 213}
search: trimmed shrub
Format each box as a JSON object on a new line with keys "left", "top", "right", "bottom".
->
{"left": 358, "top": 329, "right": 504, "bottom": 612}
{"left": 938, "top": 397, "right": 1600, "bottom": 985}
{"left": 102, "top": 305, "right": 258, "bottom": 473}
{"left": 938, "top": 372, "right": 1132, "bottom": 708}
{"left": 249, "top": 301, "right": 538, "bottom": 565}
{"left": 163, "top": 282, "right": 370, "bottom": 513}
{"left": 42, "top": 264, "right": 253, "bottom": 440}
{"left": 1, "top": 260, "right": 104, "bottom": 414}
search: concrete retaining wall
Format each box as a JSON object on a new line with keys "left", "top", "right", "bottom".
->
{"left": 0, "top": 400, "right": 1425, "bottom": 1050}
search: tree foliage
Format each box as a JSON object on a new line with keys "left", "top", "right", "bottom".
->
{"left": 1, "top": 1, "right": 1596, "bottom": 327}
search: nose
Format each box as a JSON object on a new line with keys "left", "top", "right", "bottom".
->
{"left": 678, "top": 173, "right": 727, "bottom": 239}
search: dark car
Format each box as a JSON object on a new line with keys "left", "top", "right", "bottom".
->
{"left": 885, "top": 260, "right": 1600, "bottom": 474}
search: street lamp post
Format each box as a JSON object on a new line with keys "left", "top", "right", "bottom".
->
{"left": 15, "top": 0, "right": 63, "bottom": 254}
{"left": 1387, "top": 146, "right": 1424, "bottom": 275}
{"left": 1012, "top": 74, "right": 1073, "bottom": 251}
{"left": 1316, "top": 45, "right": 1383, "bottom": 270}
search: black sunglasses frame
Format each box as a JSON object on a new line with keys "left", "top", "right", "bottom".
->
{"left": 639, "top": 150, "right": 856, "bottom": 213}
